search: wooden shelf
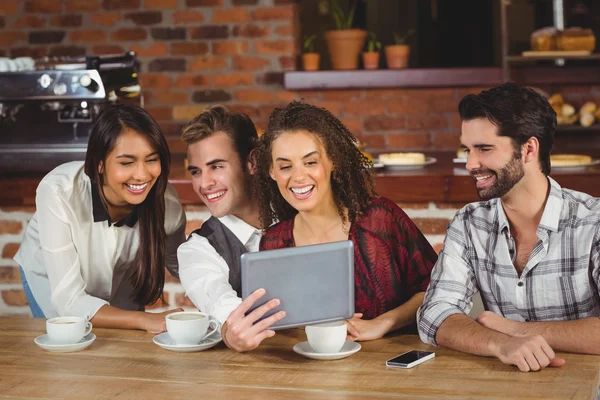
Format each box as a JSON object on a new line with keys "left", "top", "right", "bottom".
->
{"left": 556, "top": 125, "right": 600, "bottom": 134}
{"left": 507, "top": 54, "right": 600, "bottom": 62}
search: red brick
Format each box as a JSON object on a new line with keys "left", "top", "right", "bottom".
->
{"left": 212, "top": 41, "right": 248, "bottom": 55}
{"left": 51, "top": 14, "right": 82, "bottom": 28}
{"left": 171, "top": 42, "right": 209, "bottom": 56}
{"left": 275, "top": 24, "right": 294, "bottom": 36}
{"left": 0, "top": 221, "right": 22, "bottom": 235}
{"left": 111, "top": 28, "right": 148, "bottom": 41}
{"left": 364, "top": 116, "right": 405, "bottom": 131}
{"left": 344, "top": 102, "right": 386, "bottom": 117}
{"left": 173, "top": 73, "right": 210, "bottom": 88}
{"left": 125, "top": 11, "right": 162, "bottom": 25}
{"left": 153, "top": 91, "right": 189, "bottom": 105}
{"left": 310, "top": 101, "right": 342, "bottom": 116}
{"left": 387, "top": 132, "right": 431, "bottom": 149}
{"left": 167, "top": 136, "right": 187, "bottom": 153}
{"left": 232, "top": 55, "right": 270, "bottom": 71}
{"left": 322, "top": 90, "right": 364, "bottom": 102}
{"left": 174, "top": 293, "right": 196, "bottom": 308}
{"left": 278, "top": 55, "right": 295, "bottom": 70}
{"left": 164, "top": 268, "right": 181, "bottom": 283}
{"left": 188, "top": 56, "right": 227, "bottom": 71}
{"left": 130, "top": 43, "right": 168, "bottom": 56}
{"left": 185, "top": 220, "right": 204, "bottom": 236}
{"left": 435, "top": 202, "right": 463, "bottom": 210}
{"left": 430, "top": 97, "right": 459, "bottom": 113}
{"left": 146, "top": 106, "right": 172, "bottom": 121}
{"left": 10, "top": 47, "right": 48, "bottom": 58}
{"left": 255, "top": 40, "right": 296, "bottom": 54}
{"left": 0, "top": 1, "right": 19, "bottom": 14}
{"left": 13, "top": 16, "right": 46, "bottom": 28}
{"left": 232, "top": 24, "right": 270, "bottom": 38}
{"left": 0, "top": 32, "right": 26, "bottom": 47}
{"left": 411, "top": 218, "right": 451, "bottom": 235}
{"left": 450, "top": 114, "right": 462, "bottom": 130}
{"left": 229, "top": 104, "right": 259, "bottom": 119}
{"left": 364, "top": 89, "right": 405, "bottom": 101}
{"left": 0, "top": 267, "right": 21, "bottom": 284}
{"left": 90, "top": 12, "right": 120, "bottom": 26}
{"left": 25, "top": 0, "right": 61, "bottom": 13}
{"left": 92, "top": 44, "right": 124, "bottom": 55}
{"left": 172, "top": 10, "right": 205, "bottom": 24}
{"left": 276, "top": 90, "right": 298, "bottom": 103}
{"left": 214, "top": 73, "right": 254, "bottom": 87}
{"left": 402, "top": 88, "right": 455, "bottom": 100}
{"left": 252, "top": 6, "right": 294, "bottom": 21}
{"left": 405, "top": 115, "right": 447, "bottom": 130}
{"left": 66, "top": 0, "right": 100, "bottom": 12}
{"left": 145, "top": 0, "right": 178, "bottom": 8}
{"left": 2, "top": 289, "right": 28, "bottom": 306}
{"left": 70, "top": 29, "right": 107, "bottom": 43}
{"left": 211, "top": 8, "right": 250, "bottom": 23}
{"left": 186, "top": 0, "right": 222, "bottom": 5}
{"left": 388, "top": 99, "right": 429, "bottom": 115}
{"left": 2, "top": 242, "right": 20, "bottom": 259}
{"left": 396, "top": 202, "right": 430, "bottom": 210}
{"left": 48, "top": 45, "right": 85, "bottom": 56}
{"left": 432, "top": 132, "right": 460, "bottom": 150}
{"left": 359, "top": 134, "right": 385, "bottom": 148}
{"left": 234, "top": 89, "right": 275, "bottom": 102}
{"left": 339, "top": 117, "right": 363, "bottom": 134}
{"left": 139, "top": 74, "right": 171, "bottom": 88}
{"left": 102, "top": 0, "right": 141, "bottom": 10}
{"left": 455, "top": 87, "right": 490, "bottom": 98}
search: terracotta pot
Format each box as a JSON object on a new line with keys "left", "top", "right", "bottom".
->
{"left": 302, "top": 53, "right": 320, "bottom": 71}
{"left": 362, "top": 51, "right": 380, "bottom": 70}
{"left": 324, "top": 29, "right": 367, "bottom": 70}
{"left": 385, "top": 45, "right": 410, "bottom": 69}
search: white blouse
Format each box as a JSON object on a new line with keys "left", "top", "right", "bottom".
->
{"left": 14, "top": 161, "right": 186, "bottom": 320}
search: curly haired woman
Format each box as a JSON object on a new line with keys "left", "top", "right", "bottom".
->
{"left": 256, "top": 101, "right": 438, "bottom": 341}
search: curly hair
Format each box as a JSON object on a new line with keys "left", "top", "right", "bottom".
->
{"left": 255, "top": 101, "right": 376, "bottom": 228}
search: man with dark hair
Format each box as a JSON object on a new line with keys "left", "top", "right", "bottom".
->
{"left": 418, "top": 82, "right": 600, "bottom": 372}
{"left": 178, "top": 105, "right": 285, "bottom": 352}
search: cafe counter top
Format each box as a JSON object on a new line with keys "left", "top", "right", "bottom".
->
{"left": 2, "top": 151, "right": 600, "bottom": 207}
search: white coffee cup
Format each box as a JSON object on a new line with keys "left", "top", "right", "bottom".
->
{"left": 166, "top": 311, "right": 219, "bottom": 345}
{"left": 305, "top": 320, "right": 347, "bottom": 353}
{"left": 46, "top": 316, "right": 93, "bottom": 344}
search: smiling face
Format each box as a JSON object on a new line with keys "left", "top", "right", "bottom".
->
{"left": 187, "top": 131, "right": 251, "bottom": 218}
{"left": 269, "top": 130, "right": 335, "bottom": 214}
{"left": 461, "top": 118, "right": 525, "bottom": 201}
{"left": 99, "top": 128, "right": 161, "bottom": 211}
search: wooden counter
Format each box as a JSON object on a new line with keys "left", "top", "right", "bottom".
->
{"left": 1, "top": 152, "right": 600, "bottom": 206}
{"left": 1, "top": 316, "right": 599, "bottom": 399}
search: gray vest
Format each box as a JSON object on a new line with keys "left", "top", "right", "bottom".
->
{"left": 191, "top": 217, "right": 247, "bottom": 297}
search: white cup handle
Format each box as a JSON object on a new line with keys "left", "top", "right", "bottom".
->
{"left": 84, "top": 322, "right": 93, "bottom": 337}
{"left": 204, "top": 317, "right": 220, "bottom": 340}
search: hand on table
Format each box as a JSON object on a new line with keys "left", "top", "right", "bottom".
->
{"left": 493, "top": 334, "right": 566, "bottom": 372}
{"left": 142, "top": 308, "right": 184, "bottom": 334}
{"left": 346, "top": 313, "right": 391, "bottom": 342}
{"left": 222, "top": 288, "right": 286, "bottom": 352}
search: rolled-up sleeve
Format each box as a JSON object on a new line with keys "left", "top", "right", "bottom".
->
{"left": 36, "top": 184, "right": 108, "bottom": 320}
{"left": 417, "top": 214, "right": 478, "bottom": 345}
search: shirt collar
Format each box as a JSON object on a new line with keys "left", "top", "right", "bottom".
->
{"left": 91, "top": 183, "right": 138, "bottom": 228}
{"left": 496, "top": 176, "right": 563, "bottom": 234}
{"left": 218, "top": 214, "right": 261, "bottom": 246}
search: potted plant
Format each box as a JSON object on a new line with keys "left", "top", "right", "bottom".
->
{"left": 302, "top": 34, "right": 320, "bottom": 71}
{"left": 385, "top": 29, "right": 415, "bottom": 69}
{"left": 324, "top": 0, "right": 368, "bottom": 70}
{"left": 362, "top": 31, "right": 381, "bottom": 70}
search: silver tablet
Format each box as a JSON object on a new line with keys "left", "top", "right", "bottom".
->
{"left": 241, "top": 240, "right": 355, "bottom": 330}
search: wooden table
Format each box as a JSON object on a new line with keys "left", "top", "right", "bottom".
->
{"left": 1, "top": 317, "right": 599, "bottom": 399}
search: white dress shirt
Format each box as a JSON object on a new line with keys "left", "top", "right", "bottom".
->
{"left": 178, "top": 215, "right": 262, "bottom": 324}
{"left": 14, "top": 161, "right": 186, "bottom": 320}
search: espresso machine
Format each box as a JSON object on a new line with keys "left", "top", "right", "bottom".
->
{"left": 0, "top": 52, "right": 141, "bottom": 172}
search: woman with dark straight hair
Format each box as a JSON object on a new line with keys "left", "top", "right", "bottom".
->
{"left": 15, "top": 104, "right": 186, "bottom": 333}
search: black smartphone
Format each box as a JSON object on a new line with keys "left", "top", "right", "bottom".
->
{"left": 385, "top": 350, "right": 435, "bottom": 369}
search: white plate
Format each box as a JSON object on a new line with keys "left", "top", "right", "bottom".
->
{"left": 380, "top": 157, "right": 437, "bottom": 170}
{"left": 551, "top": 159, "right": 600, "bottom": 170}
{"left": 453, "top": 158, "right": 467, "bottom": 164}
{"left": 293, "top": 340, "right": 361, "bottom": 360}
{"left": 34, "top": 333, "right": 96, "bottom": 353}
{"left": 153, "top": 331, "right": 222, "bottom": 353}
{"left": 372, "top": 162, "right": 384, "bottom": 169}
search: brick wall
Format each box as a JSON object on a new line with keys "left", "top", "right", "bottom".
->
{"left": 0, "top": 202, "right": 457, "bottom": 315}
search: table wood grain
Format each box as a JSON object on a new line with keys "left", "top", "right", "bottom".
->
{"left": 1, "top": 316, "right": 598, "bottom": 399}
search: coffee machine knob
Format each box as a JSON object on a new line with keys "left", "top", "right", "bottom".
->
{"left": 53, "top": 82, "right": 67, "bottom": 96}
{"left": 79, "top": 74, "right": 98, "bottom": 92}
{"left": 39, "top": 73, "right": 52, "bottom": 89}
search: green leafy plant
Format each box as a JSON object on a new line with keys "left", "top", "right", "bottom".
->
{"left": 392, "top": 29, "right": 415, "bottom": 45}
{"left": 303, "top": 34, "right": 318, "bottom": 53}
{"left": 329, "top": 0, "right": 370, "bottom": 30}
{"left": 365, "top": 32, "right": 381, "bottom": 52}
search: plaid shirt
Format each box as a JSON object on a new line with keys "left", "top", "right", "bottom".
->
{"left": 418, "top": 177, "right": 600, "bottom": 345}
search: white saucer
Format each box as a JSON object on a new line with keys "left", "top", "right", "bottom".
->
{"left": 34, "top": 333, "right": 96, "bottom": 353}
{"left": 153, "top": 331, "right": 222, "bottom": 353}
{"left": 293, "top": 340, "right": 361, "bottom": 360}
{"left": 381, "top": 157, "right": 437, "bottom": 170}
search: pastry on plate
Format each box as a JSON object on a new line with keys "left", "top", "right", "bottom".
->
{"left": 379, "top": 152, "right": 426, "bottom": 165}
{"left": 550, "top": 154, "right": 592, "bottom": 167}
